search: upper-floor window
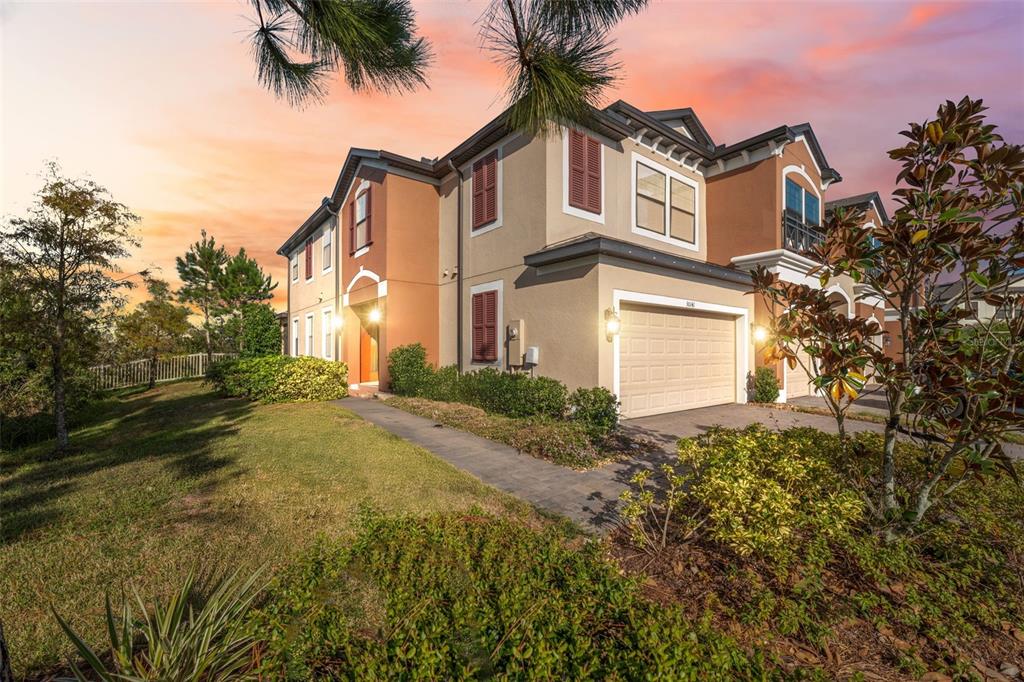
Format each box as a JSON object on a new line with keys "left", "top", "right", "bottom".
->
{"left": 472, "top": 151, "right": 498, "bottom": 230}
{"left": 290, "top": 254, "right": 298, "bottom": 283}
{"left": 322, "top": 221, "right": 333, "bottom": 272}
{"left": 568, "top": 130, "right": 602, "bottom": 215}
{"left": 785, "top": 178, "right": 820, "bottom": 226}
{"left": 304, "top": 240, "right": 313, "bottom": 280}
{"left": 350, "top": 186, "right": 371, "bottom": 254}
{"left": 632, "top": 154, "right": 698, "bottom": 249}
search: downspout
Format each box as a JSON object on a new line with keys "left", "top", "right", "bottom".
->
{"left": 448, "top": 159, "right": 465, "bottom": 373}
{"left": 285, "top": 255, "right": 291, "bottom": 355}
{"left": 322, "top": 197, "right": 341, "bottom": 363}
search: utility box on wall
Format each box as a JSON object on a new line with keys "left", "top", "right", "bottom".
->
{"left": 524, "top": 345, "right": 539, "bottom": 368}
{"left": 507, "top": 319, "right": 525, "bottom": 366}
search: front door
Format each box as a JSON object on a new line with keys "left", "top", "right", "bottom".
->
{"left": 359, "top": 324, "right": 379, "bottom": 383}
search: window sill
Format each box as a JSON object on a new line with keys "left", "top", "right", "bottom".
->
{"left": 350, "top": 242, "right": 372, "bottom": 258}
{"left": 322, "top": 266, "right": 333, "bottom": 275}
{"left": 470, "top": 221, "right": 502, "bottom": 237}
{"left": 563, "top": 203, "right": 605, "bottom": 225}
{"left": 630, "top": 226, "right": 699, "bottom": 252}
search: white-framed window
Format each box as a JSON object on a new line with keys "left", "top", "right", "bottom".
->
{"left": 352, "top": 183, "right": 371, "bottom": 254}
{"left": 291, "top": 317, "right": 299, "bottom": 356}
{"left": 322, "top": 220, "right": 334, "bottom": 273}
{"left": 290, "top": 254, "right": 298, "bottom": 283}
{"left": 305, "top": 313, "right": 314, "bottom": 356}
{"left": 321, "top": 308, "right": 333, "bottom": 360}
{"left": 630, "top": 152, "right": 699, "bottom": 251}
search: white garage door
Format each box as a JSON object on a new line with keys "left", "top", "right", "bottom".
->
{"left": 619, "top": 303, "right": 736, "bottom": 418}
{"left": 785, "top": 350, "right": 813, "bottom": 399}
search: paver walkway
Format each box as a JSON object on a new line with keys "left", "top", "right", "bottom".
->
{"left": 337, "top": 398, "right": 1020, "bottom": 534}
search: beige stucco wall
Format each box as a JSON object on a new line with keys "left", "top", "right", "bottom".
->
{"left": 543, "top": 131, "right": 709, "bottom": 262}
{"left": 285, "top": 216, "right": 340, "bottom": 359}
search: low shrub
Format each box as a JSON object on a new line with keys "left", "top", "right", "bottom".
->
{"left": 207, "top": 355, "right": 347, "bottom": 403}
{"left": 252, "top": 513, "right": 773, "bottom": 680}
{"left": 568, "top": 386, "right": 619, "bottom": 440}
{"left": 617, "top": 426, "right": 1024, "bottom": 675}
{"left": 386, "top": 345, "right": 573, "bottom": 421}
{"left": 387, "top": 397, "right": 602, "bottom": 468}
{"left": 751, "top": 366, "right": 780, "bottom": 403}
{"left": 385, "top": 342, "right": 433, "bottom": 397}
{"left": 1, "top": 355, "right": 102, "bottom": 449}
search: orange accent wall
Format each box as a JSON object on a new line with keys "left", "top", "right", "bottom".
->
{"left": 705, "top": 158, "right": 780, "bottom": 266}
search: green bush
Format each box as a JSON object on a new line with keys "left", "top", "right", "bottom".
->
{"left": 207, "top": 355, "right": 347, "bottom": 403}
{"left": 679, "top": 426, "right": 863, "bottom": 563}
{"left": 568, "top": 387, "right": 619, "bottom": 440}
{"left": 385, "top": 345, "right": 571, "bottom": 420}
{"left": 1, "top": 354, "right": 102, "bottom": 449}
{"left": 385, "top": 342, "right": 433, "bottom": 397}
{"left": 751, "top": 366, "right": 780, "bottom": 403}
{"left": 252, "top": 513, "right": 772, "bottom": 680}
{"left": 241, "top": 304, "right": 282, "bottom": 357}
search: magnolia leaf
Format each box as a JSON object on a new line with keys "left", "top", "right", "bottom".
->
{"left": 911, "top": 229, "right": 929, "bottom": 244}
{"left": 787, "top": 356, "right": 797, "bottom": 370}
{"left": 843, "top": 381, "right": 858, "bottom": 400}
{"left": 848, "top": 371, "right": 867, "bottom": 385}
{"left": 967, "top": 271, "right": 989, "bottom": 288}
{"left": 830, "top": 381, "right": 842, "bottom": 402}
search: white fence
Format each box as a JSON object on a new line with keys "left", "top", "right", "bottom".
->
{"left": 89, "top": 353, "right": 236, "bottom": 390}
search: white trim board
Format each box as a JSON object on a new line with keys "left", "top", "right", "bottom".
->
{"left": 611, "top": 289, "right": 750, "bottom": 412}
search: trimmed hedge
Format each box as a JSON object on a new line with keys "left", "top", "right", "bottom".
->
{"left": 206, "top": 355, "right": 347, "bottom": 403}
{"left": 386, "top": 345, "right": 619, "bottom": 439}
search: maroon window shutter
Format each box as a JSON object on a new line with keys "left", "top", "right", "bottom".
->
{"left": 348, "top": 200, "right": 355, "bottom": 254}
{"left": 364, "top": 187, "right": 372, "bottom": 244}
{"left": 472, "top": 293, "right": 485, "bottom": 361}
{"left": 585, "top": 136, "right": 601, "bottom": 214}
{"left": 483, "top": 290, "right": 497, "bottom": 361}
{"left": 472, "top": 158, "right": 486, "bottom": 229}
{"left": 304, "top": 241, "right": 313, "bottom": 278}
{"left": 568, "top": 129, "right": 587, "bottom": 210}
{"left": 471, "top": 291, "right": 498, "bottom": 362}
{"left": 483, "top": 152, "right": 497, "bottom": 224}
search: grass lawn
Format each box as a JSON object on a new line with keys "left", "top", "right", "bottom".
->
{"left": 0, "top": 381, "right": 532, "bottom": 678}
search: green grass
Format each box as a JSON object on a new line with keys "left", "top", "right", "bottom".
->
{"left": 0, "top": 381, "right": 530, "bottom": 678}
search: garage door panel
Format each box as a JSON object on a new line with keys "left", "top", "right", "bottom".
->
{"left": 786, "top": 351, "right": 813, "bottom": 399}
{"left": 620, "top": 303, "right": 737, "bottom": 418}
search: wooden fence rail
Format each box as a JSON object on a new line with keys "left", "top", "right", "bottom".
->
{"left": 88, "top": 353, "right": 236, "bottom": 390}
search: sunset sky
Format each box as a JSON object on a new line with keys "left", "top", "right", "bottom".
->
{"left": 3, "top": 0, "right": 1023, "bottom": 309}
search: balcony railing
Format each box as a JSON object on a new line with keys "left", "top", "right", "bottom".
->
{"left": 782, "top": 211, "right": 824, "bottom": 255}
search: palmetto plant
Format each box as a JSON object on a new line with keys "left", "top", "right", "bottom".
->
{"left": 54, "top": 567, "right": 265, "bottom": 681}
{"left": 245, "top": 0, "right": 648, "bottom": 135}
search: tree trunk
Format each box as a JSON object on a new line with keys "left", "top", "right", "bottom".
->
{"left": 0, "top": 619, "right": 13, "bottom": 682}
{"left": 52, "top": 322, "right": 69, "bottom": 452}
{"left": 148, "top": 352, "right": 157, "bottom": 390}
{"left": 203, "top": 305, "right": 212, "bottom": 364}
{"left": 836, "top": 412, "right": 846, "bottom": 441}
{"left": 881, "top": 389, "right": 900, "bottom": 515}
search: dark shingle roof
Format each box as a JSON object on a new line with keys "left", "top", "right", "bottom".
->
{"left": 826, "top": 191, "right": 889, "bottom": 224}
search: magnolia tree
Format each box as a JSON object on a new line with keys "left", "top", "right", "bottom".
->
{"left": 750, "top": 263, "right": 881, "bottom": 441}
{"left": 757, "top": 97, "right": 1023, "bottom": 529}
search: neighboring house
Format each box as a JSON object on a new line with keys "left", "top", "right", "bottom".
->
{"left": 277, "top": 102, "right": 890, "bottom": 418}
{"left": 936, "top": 276, "right": 1024, "bottom": 323}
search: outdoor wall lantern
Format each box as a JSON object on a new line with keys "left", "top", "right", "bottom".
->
{"left": 333, "top": 315, "right": 343, "bottom": 330}
{"left": 605, "top": 308, "right": 621, "bottom": 341}
{"left": 368, "top": 308, "right": 382, "bottom": 324}
{"left": 752, "top": 325, "right": 769, "bottom": 344}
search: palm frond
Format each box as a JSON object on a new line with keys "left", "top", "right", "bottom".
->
{"left": 249, "top": 11, "right": 328, "bottom": 107}
{"left": 482, "top": 0, "right": 620, "bottom": 137}
{"left": 534, "top": 0, "right": 649, "bottom": 35}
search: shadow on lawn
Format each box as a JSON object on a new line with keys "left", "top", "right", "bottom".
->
{"left": 0, "top": 386, "right": 254, "bottom": 543}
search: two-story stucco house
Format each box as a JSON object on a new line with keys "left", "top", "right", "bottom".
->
{"left": 277, "top": 101, "right": 889, "bottom": 418}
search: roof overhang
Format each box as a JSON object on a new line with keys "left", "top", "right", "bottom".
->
{"left": 525, "top": 234, "right": 752, "bottom": 286}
